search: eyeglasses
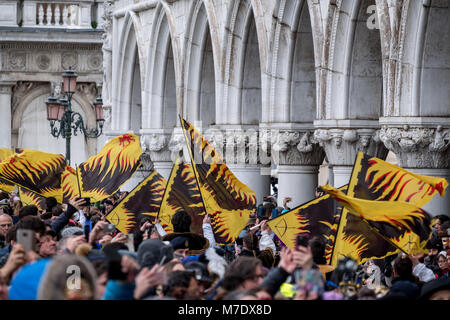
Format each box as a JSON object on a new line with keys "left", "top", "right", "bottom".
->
{"left": 0, "top": 224, "right": 11, "bottom": 228}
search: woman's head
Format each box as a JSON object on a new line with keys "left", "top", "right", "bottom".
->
{"left": 437, "top": 252, "right": 448, "bottom": 271}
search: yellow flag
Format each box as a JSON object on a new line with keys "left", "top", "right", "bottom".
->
{"left": 0, "top": 149, "right": 66, "bottom": 203}
{"left": 77, "top": 133, "right": 142, "bottom": 202}
{"left": 105, "top": 170, "right": 166, "bottom": 234}
{"left": 267, "top": 186, "right": 347, "bottom": 264}
{"left": 0, "top": 148, "right": 15, "bottom": 193}
{"left": 61, "top": 165, "right": 80, "bottom": 203}
{"left": 158, "top": 158, "right": 206, "bottom": 234}
{"left": 323, "top": 185, "right": 433, "bottom": 258}
{"left": 180, "top": 117, "right": 256, "bottom": 244}
{"left": 19, "top": 187, "right": 46, "bottom": 211}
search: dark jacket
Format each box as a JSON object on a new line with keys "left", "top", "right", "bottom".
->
{"left": 50, "top": 204, "right": 78, "bottom": 235}
{"left": 260, "top": 267, "right": 291, "bottom": 296}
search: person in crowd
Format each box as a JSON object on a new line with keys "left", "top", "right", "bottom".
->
{"left": 0, "top": 214, "right": 13, "bottom": 248}
{"left": 436, "top": 251, "right": 449, "bottom": 278}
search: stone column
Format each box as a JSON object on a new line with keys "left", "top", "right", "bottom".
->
{"left": 314, "top": 128, "right": 388, "bottom": 188}
{"left": 266, "top": 129, "right": 325, "bottom": 208}
{"left": 380, "top": 125, "right": 450, "bottom": 216}
{"left": 0, "top": 83, "right": 14, "bottom": 149}
{"left": 141, "top": 129, "right": 175, "bottom": 180}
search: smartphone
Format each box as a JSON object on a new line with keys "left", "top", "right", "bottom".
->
{"left": 103, "top": 224, "right": 115, "bottom": 234}
{"left": 80, "top": 197, "right": 91, "bottom": 206}
{"left": 126, "top": 234, "right": 135, "bottom": 252}
{"left": 296, "top": 235, "right": 309, "bottom": 248}
{"left": 84, "top": 224, "right": 90, "bottom": 243}
{"left": 17, "top": 229, "right": 36, "bottom": 253}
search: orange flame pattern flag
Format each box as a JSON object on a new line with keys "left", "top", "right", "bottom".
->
{"left": 0, "top": 149, "right": 66, "bottom": 203}
{"left": 105, "top": 170, "right": 167, "bottom": 234}
{"left": 267, "top": 186, "right": 347, "bottom": 264}
{"left": 158, "top": 158, "right": 206, "bottom": 234}
{"left": 0, "top": 149, "right": 15, "bottom": 193}
{"left": 61, "top": 165, "right": 80, "bottom": 203}
{"left": 77, "top": 133, "right": 142, "bottom": 202}
{"left": 19, "top": 187, "right": 47, "bottom": 211}
{"left": 328, "top": 152, "right": 446, "bottom": 266}
{"left": 180, "top": 117, "right": 257, "bottom": 244}
{"left": 322, "top": 185, "right": 433, "bottom": 258}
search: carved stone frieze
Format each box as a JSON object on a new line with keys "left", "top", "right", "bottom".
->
{"left": 380, "top": 126, "right": 450, "bottom": 168}
{"left": 314, "top": 128, "right": 388, "bottom": 166}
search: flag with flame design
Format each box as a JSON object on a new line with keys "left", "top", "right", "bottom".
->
{"left": 267, "top": 186, "right": 347, "bottom": 264}
{"left": 323, "top": 185, "right": 433, "bottom": 260}
{"left": 0, "top": 149, "right": 66, "bottom": 203}
{"left": 62, "top": 165, "right": 80, "bottom": 203}
{"left": 0, "top": 149, "right": 15, "bottom": 193}
{"left": 77, "top": 133, "right": 142, "bottom": 202}
{"left": 105, "top": 170, "right": 167, "bottom": 234}
{"left": 180, "top": 117, "right": 257, "bottom": 244}
{"left": 329, "top": 152, "right": 446, "bottom": 266}
{"left": 19, "top": 187, "right": 47, "bottom": 211}
{"left": 158, "top": 158, "right": 206, "bottom": 234}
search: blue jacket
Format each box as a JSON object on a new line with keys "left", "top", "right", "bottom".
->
{"left": 9, "top": 258, "right": 52, "bottom": 300}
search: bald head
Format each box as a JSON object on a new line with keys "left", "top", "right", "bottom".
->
{"left": 0, "top": 214, "right": 13, "bottom": 237}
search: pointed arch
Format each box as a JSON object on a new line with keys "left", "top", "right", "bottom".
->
{"left": 184, "top": 0, "right": 219, "bottom": 128}
{"left": 142, "top": 3, "right": 179, "bottom": 130}
{"left": 222, "top": 0, "right": 265, "bottom": 125}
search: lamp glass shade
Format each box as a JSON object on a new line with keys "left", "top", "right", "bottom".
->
{"left": 58, "top": 98, "right": 69, "bottom": 121}
{"left": 62, "top": 67, "right": 78, "bottom": 93}
{"left": 94, "top": 97, "right": 104, "bottom": 121}
{"left": 46, "top": 96, "right": 60, "bottom": 121}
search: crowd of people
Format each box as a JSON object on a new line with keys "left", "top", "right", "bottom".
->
{"left": 0, "top": 189, "right": 449, "bottom": 301}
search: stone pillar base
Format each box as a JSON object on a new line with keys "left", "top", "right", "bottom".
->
{"left": 227, "top": 164, "right": 271, "bottom": 205}
{"left": 408, "top": 168, "right": 450, "bottom": 217}
{"left": 277, "top": 165, "right": 319, "bottom": 208}
{"left": 153, "top": 161, "right": 175, "bottom": 180}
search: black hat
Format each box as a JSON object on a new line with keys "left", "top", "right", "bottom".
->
{"left": 184, "top": 261, "right": 212, "bottom": 283}
{"left": 137, "top": 239, "right": 174, "bottom": 269}
{"left": 162, "top": 232, "right": 209, "bottom": 255}
{"left": 418, "top": 277, "right": 450, "bottom": 300}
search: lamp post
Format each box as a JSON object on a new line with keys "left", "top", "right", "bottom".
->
{"left": 46, "top": 67, "right": 104, "bottom": 165}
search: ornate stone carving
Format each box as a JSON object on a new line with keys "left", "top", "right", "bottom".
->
{"left": 76, "top": 83, "right": 98, "bottom": 102}
{"left": 271, "top": 130, "right": 324, "bottom": 166}
{"left": 61, "top": 52, "right": 78, "bottom": 69}
{"left": 8, "top": 52, "right": 26, "bottom": 70}
{"left": 11, "top": 82, "right": 37, "bottom": 109}
{"left": 88, "top": 53, "right": 103, "bottom": 71}
{"left": 101, "top": 0, "right": 114, "bottom": 107}
{"left": 36, "top": 54, "right": 51, "bottom": 70}
{"left": 380, "top": 126, "right": 450, "bottom": 168}
{"left": 148, "top": 133, "right": 167, "bottom": 152}
{"left": 314, "top": 128, "right": 388, "bottom": 166}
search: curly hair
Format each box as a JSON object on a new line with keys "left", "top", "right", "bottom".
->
{"left": 171, "top": 211, "right": 191, "bottom": 233}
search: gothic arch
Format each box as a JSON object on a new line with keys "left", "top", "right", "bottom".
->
{"left": 221, "top": 0, "right": 266, "bottom": 125}
{"left": 321, "top": 0, "right": 383, "bottom": 122}
{"left": 268, "top": 0, "right": 318, "bottom": 124}
{"left": 142, "top": 3, "right": 179, "bottom": 130}
{"left": 184, "top": 0, "right": 219, "bottom": 128}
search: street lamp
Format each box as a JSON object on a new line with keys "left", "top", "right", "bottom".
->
{"left": 46, "top": 67, "right": 104, "bottom": 165}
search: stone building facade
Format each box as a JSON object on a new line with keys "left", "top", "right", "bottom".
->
{"left": 104, "top": 0, "right": 450, "bottom": 215}
{"left": 0, "top": 0, "right": 105, "bottom": 166}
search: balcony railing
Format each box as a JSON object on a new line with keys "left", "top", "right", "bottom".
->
{"left": 0, "top": 0, "right": 106, "bottom": 29}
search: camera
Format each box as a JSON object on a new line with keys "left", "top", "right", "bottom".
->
{"left": 103, "top": 224, "right": 115, "bottom": 234}
{"left": 296, "top": 235, "right": 309, "bottom": 248}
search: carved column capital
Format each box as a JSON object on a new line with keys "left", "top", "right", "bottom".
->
{"left": 314, "top": 128, "right": 388, "bottom": 166}
{"left": 380, "top": 125, "right": 450, "bottom": 168}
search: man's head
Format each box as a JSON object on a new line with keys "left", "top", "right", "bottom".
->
{"left": 163, "top": 270, "right": 201, "bottom": 300}
{"left": 434, "top": 215, "right": 450, "bottom": 234}
{"left": 393, "top": 255, "right": 413, "bottom": 280}
{"left": 171, "top": 211, "right": 191, "bottom": 233}
{"left": 223, "top": 257, "right": 264, "bottom": 291}
{"left": 45, "top": 197, "right": 58, "bottom": 213}
{"left": 18, "top": 205, "right": 39, "bottom": 220}
{"left": 0, "top": 214, "right": 13, "bottom": 237}
{"left": 39, "top": 230, "right": 58, "bottom": 257}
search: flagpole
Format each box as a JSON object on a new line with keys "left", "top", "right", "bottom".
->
{"left": 76, "top": 164, "right": 82, "bottom": 198}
